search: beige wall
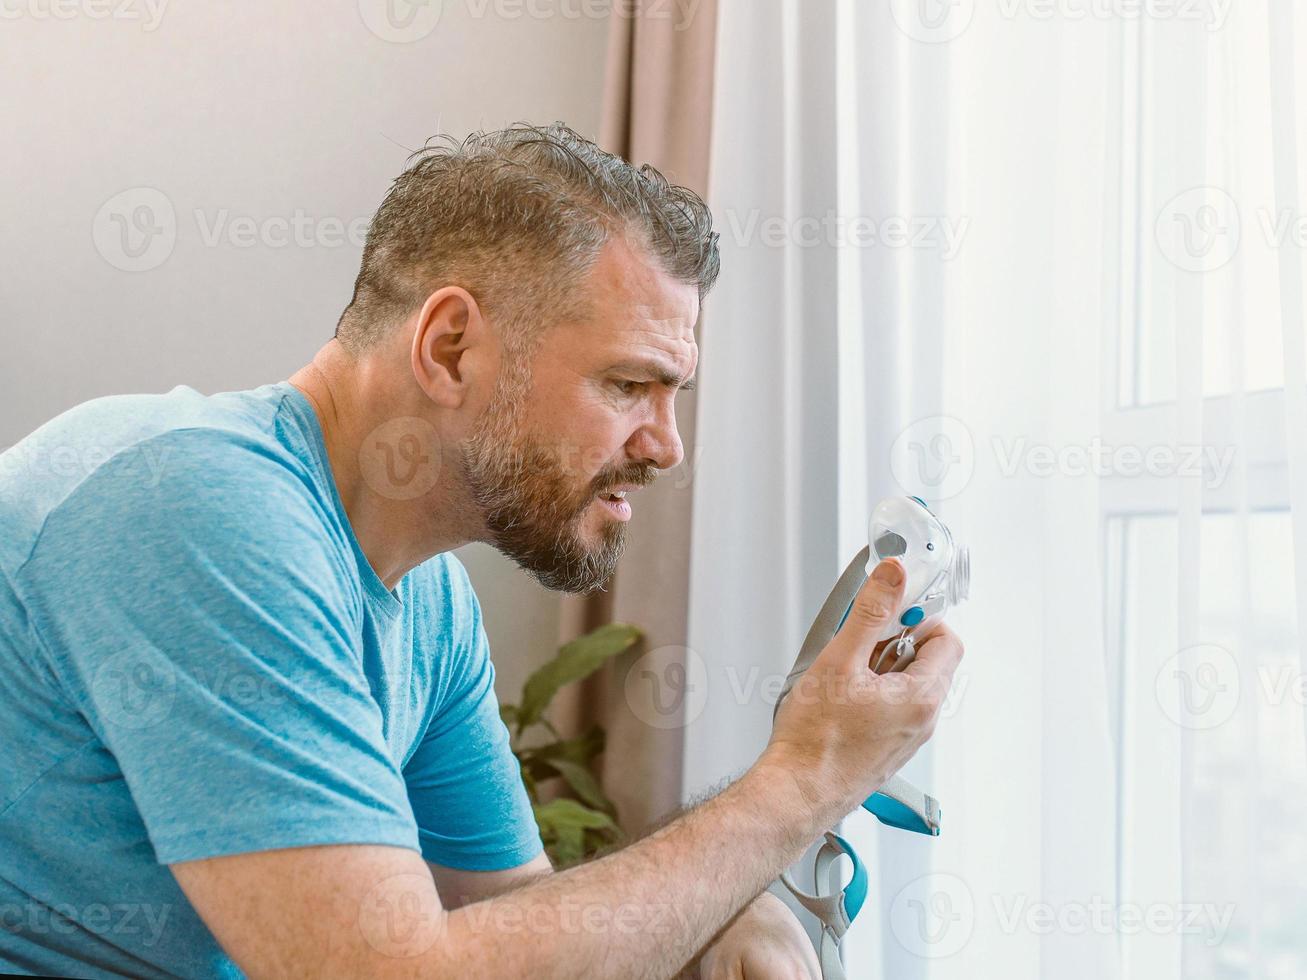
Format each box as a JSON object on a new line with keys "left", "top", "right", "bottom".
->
{"left": 0, "top": 0, "right": 607, "bottom": 698}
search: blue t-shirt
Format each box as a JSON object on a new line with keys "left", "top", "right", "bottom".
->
{"left": 0, "top": 382, "right": 542, "bottom": 978}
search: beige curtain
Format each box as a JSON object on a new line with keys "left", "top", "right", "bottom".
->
{"left": 554, "top": 0, "right": 720, "bottom": 837}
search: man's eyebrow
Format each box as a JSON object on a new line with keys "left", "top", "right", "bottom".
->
{"left": 608, "top": 361, "right": 697, "bottom": 391}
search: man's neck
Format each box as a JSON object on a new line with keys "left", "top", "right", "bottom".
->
{"left": 288, "top": 340, "right": 481, "bottom": 590}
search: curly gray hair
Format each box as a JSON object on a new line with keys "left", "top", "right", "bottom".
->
{"left": 335, "top": 122, "right": 720, "bottom": 354}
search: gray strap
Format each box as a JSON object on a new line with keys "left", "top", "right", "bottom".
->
{"left": 773, "top": 547, "right": 942, "bottom": 837}
{"left": 777, "top": 834, "right": 856, "bottom": 980}
{"left": 775, "top": 546, "right": 872, "bottom": 714}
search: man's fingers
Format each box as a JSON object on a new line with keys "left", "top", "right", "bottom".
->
{"left": 903, "top": 624, "right": 964, "bottom": 683}
{"left": 826, "top": 558, "right": 906, "bottom": 669}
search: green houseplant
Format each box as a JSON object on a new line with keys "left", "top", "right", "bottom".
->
{"left": 499, "top": 622, "right": 643, "bottom": 866}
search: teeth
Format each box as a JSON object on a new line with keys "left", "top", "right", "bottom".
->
{"left": 611, "top": 491, "right": 627, "bottom": 499}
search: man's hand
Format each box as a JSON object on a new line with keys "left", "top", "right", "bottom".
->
{"left": 761, "top": 557, "right": 965, "bottom": 832}
{"left": 696, "top": 892, "right": 819, "bottom": 980}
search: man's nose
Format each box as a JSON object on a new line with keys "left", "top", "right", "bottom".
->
{"left": 628, "top": 402, "right": 684, "bottom": 472}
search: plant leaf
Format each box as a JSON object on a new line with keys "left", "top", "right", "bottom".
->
{"left": 530, "top": 757, "right": 615, "bottom": 815}
{"left": 525, "top": 726, "right": 605, "bottom": 767}
{"left": 533, "top": 798, "right": 620, "bottom": 834}
{"left": 533, "top": 798, "right": 622, "bottom": 867}
{"left": 517, "top": 624, "right": 641, "bottom": 733}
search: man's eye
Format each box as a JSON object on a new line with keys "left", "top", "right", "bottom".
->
{"left": 612, "top": 379, "right": 643, "bottom": 395}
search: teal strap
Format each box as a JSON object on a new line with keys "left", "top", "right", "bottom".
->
{"left": 777, "top": 833, "right": 868, "bottom": 980}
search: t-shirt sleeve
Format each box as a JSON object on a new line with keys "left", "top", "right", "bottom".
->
{"left": 402, "top": 559, "right": 543, "bottom": 872}
{"left": 15, "top": 429, "right": 421, "bottom": 865}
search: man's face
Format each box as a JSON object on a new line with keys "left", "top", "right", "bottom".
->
{"left": 461, "top": 237, "right": 700, "bottom": 594}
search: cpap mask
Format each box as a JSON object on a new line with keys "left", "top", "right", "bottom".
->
{"left": 864, "top": 495, "right": 970, "bottom": 672}
{"left": 773, "top": 496, "right": 969, "bottom": 980}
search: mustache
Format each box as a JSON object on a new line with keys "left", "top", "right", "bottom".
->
{"left": 589, "top": 464, "right": 657, "bottom": 497}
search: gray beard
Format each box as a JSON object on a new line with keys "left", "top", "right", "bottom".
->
{"left": 461, "top": 406, "right": 631, "bottom": 596}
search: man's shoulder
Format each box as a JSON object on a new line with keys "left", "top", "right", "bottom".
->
{"left": 1, "top": 383, "right": 328, "bottom": 574}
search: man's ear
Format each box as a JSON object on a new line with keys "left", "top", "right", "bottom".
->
{"left": 410, "top": 286, "right": 495, "bottom": 409}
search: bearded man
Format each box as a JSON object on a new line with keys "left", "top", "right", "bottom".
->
{"left": 0, "top": 123, "right": 962, "bottom": 979}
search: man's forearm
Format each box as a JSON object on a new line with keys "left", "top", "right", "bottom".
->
{"left": 431, "top": 761, "right": 820, "bottom": 979}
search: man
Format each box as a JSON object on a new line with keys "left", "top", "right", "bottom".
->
{"left": 0, "top": 123, "right": 963, "bottom": 978}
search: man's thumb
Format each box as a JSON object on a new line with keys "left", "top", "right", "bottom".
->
{"left": 829, "top": 558, "right": 907, "bottom": 666}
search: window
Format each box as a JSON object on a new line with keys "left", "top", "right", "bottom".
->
{"left": 1105, "top": 10, "right": 1305, "bottom": 979}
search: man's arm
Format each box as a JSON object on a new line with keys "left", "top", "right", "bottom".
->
{"left": 429, "top": 829, "right": 818, "bottom": 979}
{"left": 171, "top": 560, "right": 963, "bottom": 979}
{"left": 172, "top": 761, "right": 818, "bottom": 979}
{"left": 426, "top": 852, "right": 553, "bottom": 908}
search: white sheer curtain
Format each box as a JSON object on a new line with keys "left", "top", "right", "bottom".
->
{"left": 685, "top": 2, "right": 1307, "bottom": 978}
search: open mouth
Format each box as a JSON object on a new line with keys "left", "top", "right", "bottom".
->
{"left": 596, "top": 489, "right": 632, "bottom": 521}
